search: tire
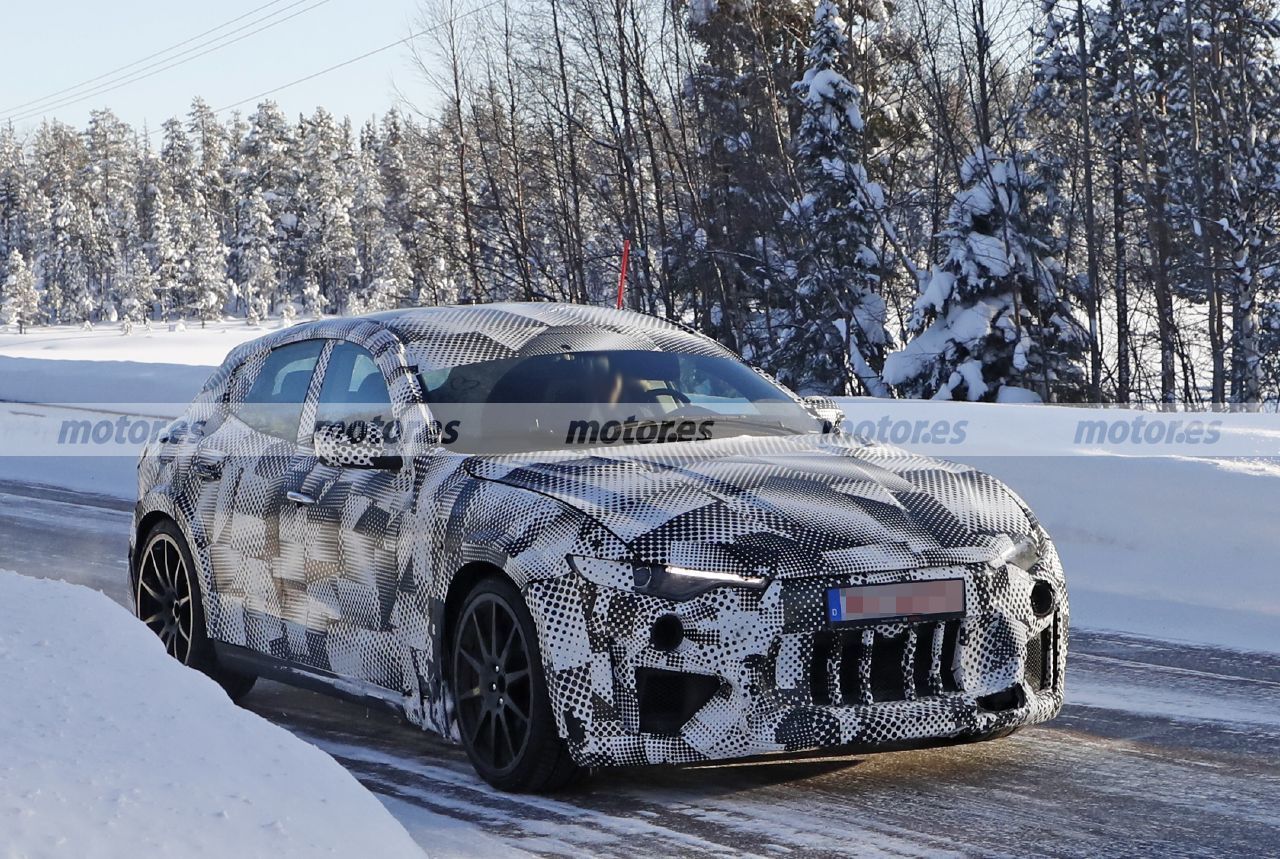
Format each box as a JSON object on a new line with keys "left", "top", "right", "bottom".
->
{"left": 451, "top": 575, "right": 581, "bottom": 792}
{"left": 135, "top": 519, "right": 257, "bottom": 702}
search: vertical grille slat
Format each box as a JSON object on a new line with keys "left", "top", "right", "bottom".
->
{"left": 809, "top": 619, "right": 963, "bottom": 706}
{"left": 902, "top": 626, "right": 918, "bottom": 701}
{"left": 928, "top": 621, "right": 945, "bottom": 696}
{"left": 857, "top": 629, "right": 875, "bottom": 705}
{"left": 826, "top": 637, "right": 844, "bottom": 706}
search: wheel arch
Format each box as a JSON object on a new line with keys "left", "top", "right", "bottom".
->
{"left": 131, "top": 509, "right": 177, "bottom": 584}
{"left": 130, "top": 501, "right": 197, "bottom": 591}
{"left": 440, "top": 560, "right": 509, "bottom": 682}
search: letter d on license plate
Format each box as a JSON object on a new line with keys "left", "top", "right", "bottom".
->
{"left": 826, "top": 579, "right": 966, "bottom": 625}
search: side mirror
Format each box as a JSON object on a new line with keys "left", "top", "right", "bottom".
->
{"left": 802, "top": 395, "right": 845, "bottom": 434}
{"left": 314, "top": 421, "right": 403, "bottom": 470}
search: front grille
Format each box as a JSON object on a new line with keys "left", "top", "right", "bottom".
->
{"left": 808, "top": 620, "right": 961, "bottom": 706}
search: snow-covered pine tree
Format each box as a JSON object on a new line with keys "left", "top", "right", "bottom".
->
{"left": 781, "top": 0, "right": 890, "bottom": 396}
{"left": 1261, "top": 282, "right": 1280, "bottom": 399}
{"left": 25, "top": 193, "right": 55, "bottom": 322}
{"left": 378, "top": 111, "right": 413, "bottom": 251}
{"left": 148, "top": 188, "right": 182, "bottom": 321}
{"left": 83, "top": 109, "right": 139, "bottom": 320}
{"left": 235, "top": 188, "right": 276, "bottom": 323}
{"left": 238, "top": 101, "right": 299, "bottom": 294}
{"left": 0, "top": 126, "right": 33, "bottom": 272}
{"left": 1166, "top": 0, "right": 1280, "bottom": 403}
{"left": 117, "top": 245, "right": 156, "bottom": 324}
{"left": 680, "top": 0, "right": 810, "bottom": 354}
{"left": 883, "top": 147, "right": 1088, "bottom": 402}
{"left": 350, "top": 129, "right": 385, "bottom": 310}
{"left": 186, "top": 201, "right": 231, "bottom": 327}
{"left": 300, "top": 109, "right": 359, "bottom": 313}
{"left": 300, "top": 274, "right": 323, "bottom": 319}
{"left": 188, "top": 98, "right": 232, "bottom": 240}
{"left": 48, "top": 195, "right": 93, "bottom": 323}
{"left": 160, "top": 118, "right": 199, "bottom": 206}
{"left": 362, "top": 226, "right": 412, "bottom": 312}
{"left": 2, "top": 248, "right": 39, "bottom": 329}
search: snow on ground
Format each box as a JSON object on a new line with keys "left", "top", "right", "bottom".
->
{"left": 0, "top": 323, "right": 1276, "bottom": 655}
{"left": 0, "top": 570, "right": 423, "bottom": 859}
{"left": 0, "top": 319, "right": 276, "bottom": 367}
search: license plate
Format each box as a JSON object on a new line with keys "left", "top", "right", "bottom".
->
{"left": 826, "top": 579, "right": 966, "bottom": 625}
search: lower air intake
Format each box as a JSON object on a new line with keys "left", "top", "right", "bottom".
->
{"left": 1023, "top": 624, "right": 1054, "bottom": 691}
{"left": 635, "top": 668, "right": 721, "bottom": 735}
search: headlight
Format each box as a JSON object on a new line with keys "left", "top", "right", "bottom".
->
{"left": 567, "top": 556, "right": 769, "bottom": 601}
{"left": 1004, "top": 533, "right": 1043, "bottom": 572}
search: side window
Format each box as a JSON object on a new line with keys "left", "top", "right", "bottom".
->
{"left": 237, "top": 340, "right": 324, "bottom": 439}
{"left": 316, "top": 342, "right": 393, "bottom": 428}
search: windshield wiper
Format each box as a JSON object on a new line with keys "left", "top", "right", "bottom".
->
{"left": 699, "top": 415, "right": 810, "bottom": 437}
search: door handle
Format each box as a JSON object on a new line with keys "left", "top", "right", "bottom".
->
{"left": 286, "top": 490, "right": 316, "bottom": 505}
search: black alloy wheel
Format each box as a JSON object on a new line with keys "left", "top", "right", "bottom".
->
{"left": 137, "top": 530, "right": 196, "bottom": 663}
{"left": 135, "top": 519, "right": 256, "bottom": 701}
{"left": 451, "top": 576, "right": 581, "bottom": 792}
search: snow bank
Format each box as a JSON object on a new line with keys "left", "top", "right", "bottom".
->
{"left": 0, "top": 571, "right": 422, "bottom": 859}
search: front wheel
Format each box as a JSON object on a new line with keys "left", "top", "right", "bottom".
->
{"left": 451, "top": 576, "right": 581, "bottom": 792}
{"left": 135, "top": 519, "right": 256, "bottom": 702}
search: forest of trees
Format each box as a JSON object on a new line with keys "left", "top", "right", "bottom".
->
{"left": 2, "top": 0, "right": 1279, "bottom": 404}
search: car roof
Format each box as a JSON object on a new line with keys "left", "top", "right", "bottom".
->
{"left": 367, "top": 303, "right": 734, "bottom": 369}
{"left": 217, "top": 303, "right": 738, "bottom": 378}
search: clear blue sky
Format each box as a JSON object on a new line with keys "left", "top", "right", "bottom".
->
{"left": 1, "top": 0, "right": 438, "bottom": 135}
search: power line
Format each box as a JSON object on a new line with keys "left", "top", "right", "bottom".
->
{"left": 209, "top": 0, "right": 501, "bottom": 116}
{"left": 4, "top": 0, "right": 334, "bottom": 124}
{"left": 5, "top": 0, "right": 330, "bottom": 123}
{"left": 0, "top": 0, "right": 294, "bottom": 116}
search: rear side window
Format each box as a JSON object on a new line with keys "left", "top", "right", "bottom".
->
{"left": 237, "top": 340, "right": 324, "bottom": 439}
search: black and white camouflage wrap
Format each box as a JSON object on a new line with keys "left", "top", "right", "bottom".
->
{"left": 132, "top": 303, "right": 1068, "bottom": 768}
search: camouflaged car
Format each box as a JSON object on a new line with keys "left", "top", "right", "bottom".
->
{"left": 130, "top": 303, "right": 1067, "bottom": 791}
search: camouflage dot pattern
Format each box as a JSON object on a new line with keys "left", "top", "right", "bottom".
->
{"left": 132, "top": 303, "right": 1068, "bottom": 768}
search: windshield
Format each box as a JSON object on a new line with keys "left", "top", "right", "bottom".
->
{"left": 417, "top": 350, "right": 818, "bottom": 453}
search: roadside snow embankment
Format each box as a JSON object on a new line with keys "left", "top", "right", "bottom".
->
{"left": 0, "top": 570, "right": 422, "bottom": 859}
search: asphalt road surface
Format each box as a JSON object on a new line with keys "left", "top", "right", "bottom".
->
{"left": 3, "top": 476, "right": 1278, "bottom": 857}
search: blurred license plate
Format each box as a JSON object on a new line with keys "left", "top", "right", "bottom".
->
{"left": 826, "top": 579, "right": 966, "bottom": 625}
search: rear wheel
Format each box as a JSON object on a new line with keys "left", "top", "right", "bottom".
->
{"left": 135, "top": 520, "right": 256, "bottom": 702}
{"left": 451, "top": 576, "right": 580, "bottom": 792}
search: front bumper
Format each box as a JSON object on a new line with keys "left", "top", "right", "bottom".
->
{"left": 525, "top": 544, "right": 1068, "bottom": 768}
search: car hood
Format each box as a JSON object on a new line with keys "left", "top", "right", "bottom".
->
{"left": 464, "top": 434, "right": 1037, "bottom": 577}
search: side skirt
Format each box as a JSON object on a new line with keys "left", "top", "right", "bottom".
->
{"left": 212, "top": 641, "right": 410, "bottom": 720}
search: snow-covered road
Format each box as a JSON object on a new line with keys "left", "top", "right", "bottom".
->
{"left": 4, "top": 476, "right": 1279, "bottom": 857}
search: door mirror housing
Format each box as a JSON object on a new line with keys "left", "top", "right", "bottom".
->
{"left": 314, "top": 421, "right": 403, "bottom": 470}
{"left": 802, "top": 396, "right": 845, "bottom": 434}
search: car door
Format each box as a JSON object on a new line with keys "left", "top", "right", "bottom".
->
{"left": 276, "top": 339, "right": 416, "bottom": 690}
{"left": 196, "top": 338, "right": 324, "bottom": 656}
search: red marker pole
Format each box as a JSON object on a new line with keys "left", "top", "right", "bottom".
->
{"left": 616, "top": 239, "right": 631, "bottom": 310}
